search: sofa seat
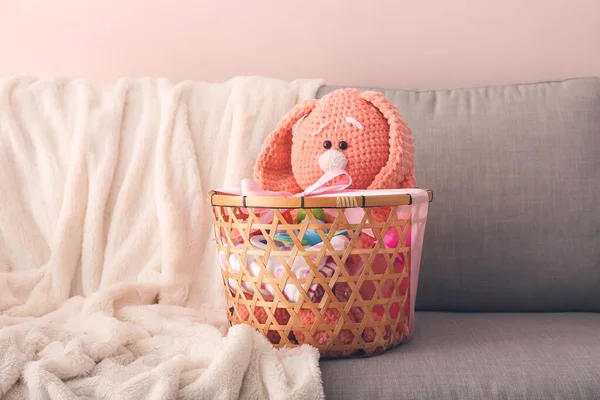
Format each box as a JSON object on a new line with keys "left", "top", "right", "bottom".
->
{"left": 321, "top": 312, "right": 600, "bottom": 399}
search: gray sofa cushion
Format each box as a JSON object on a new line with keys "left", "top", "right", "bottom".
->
{"left": 318, "top": 78, "right": 600, "bottom": 312}
{"left": 320, "top": 312, "right": 600, "bottom": 399}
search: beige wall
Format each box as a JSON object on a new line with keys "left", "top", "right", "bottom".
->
{"left": 1, "top": 0, "right": 599, "bottom": 88}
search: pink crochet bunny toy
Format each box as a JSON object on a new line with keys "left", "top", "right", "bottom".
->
{"left": 252, "top": 89, "right": 416, "bottom": 353}
{"left": 254, "top": 88, "right": 415, "bottom": 192}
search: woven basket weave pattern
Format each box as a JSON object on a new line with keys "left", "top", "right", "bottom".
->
{"left": 212, "top": 205, "right": 412, "bottom": 358}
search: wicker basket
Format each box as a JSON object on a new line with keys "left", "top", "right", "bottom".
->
{"left": 210, "top": 189, "right": 433, "bottom": 358}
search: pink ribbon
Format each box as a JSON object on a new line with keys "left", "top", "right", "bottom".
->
{"left": 216, "top": 169, "right": 353, "bottom": 227}
{"left": 219, "top": 169, "right": 353, "bottom": 198}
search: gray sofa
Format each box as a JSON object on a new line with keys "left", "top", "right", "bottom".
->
{"left": 317, "top": 78, "right": 600, "bottom": 399}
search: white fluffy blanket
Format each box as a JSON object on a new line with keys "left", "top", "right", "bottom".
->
{"left": 0, "top": 76, "right": 325, "bottom": 399}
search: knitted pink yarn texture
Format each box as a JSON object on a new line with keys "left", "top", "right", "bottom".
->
{"left": 254, "top": 88, "right": 415, "bottom": 193}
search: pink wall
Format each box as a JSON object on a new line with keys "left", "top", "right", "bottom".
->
{"left": 1, "top": 0, "right": 599, "bottom": 88}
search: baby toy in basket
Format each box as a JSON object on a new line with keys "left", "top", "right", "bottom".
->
{"left": 211, "top": 88, "right": 432, "bottom": 357}
{"left": 254, "top": 88, "right": 415, "bottom": 193}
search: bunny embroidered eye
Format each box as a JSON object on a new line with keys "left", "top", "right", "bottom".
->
{"left": 311, "top": 121, "right": 330, "bottom": 136}
{"left": 345, "top": 116, "right": 364, "bottom": 131}
{"left": 338, "top": 141, "right": 348, "bottom": 150}
{"left": 323, "top": 140, "right": 332, "bottom": 149}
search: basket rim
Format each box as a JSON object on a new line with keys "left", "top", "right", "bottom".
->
{"left": 209, "top": 188, "right": 433, "bottom": 209}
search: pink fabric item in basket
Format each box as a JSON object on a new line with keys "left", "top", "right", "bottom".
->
{"left": 219, "top": 235, "right": 349, "bottom": 302}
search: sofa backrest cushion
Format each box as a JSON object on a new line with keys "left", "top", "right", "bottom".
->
{"left": 318, "top": 78, "right": 600, "bottom": 312}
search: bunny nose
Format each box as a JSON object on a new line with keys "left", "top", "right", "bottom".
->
{"left": 319, "top": 150, "right": 348, "bottom": 172}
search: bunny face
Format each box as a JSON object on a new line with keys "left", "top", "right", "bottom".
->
{"left": 254, "top": 88, "right": 415, "bottom": 193}
{"left": 291, "top": 92, "right": 392, "bottom": 190}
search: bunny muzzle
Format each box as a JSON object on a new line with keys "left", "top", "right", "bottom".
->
{"left": 318, "top": 150, "right": 348, "bottom": 172}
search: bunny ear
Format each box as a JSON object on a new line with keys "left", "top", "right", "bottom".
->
{"left": 360, "top": 91, "right": 416, "bottom": 189}
{"left": 254, "top": 99, "right": 317, "bottom": 193}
